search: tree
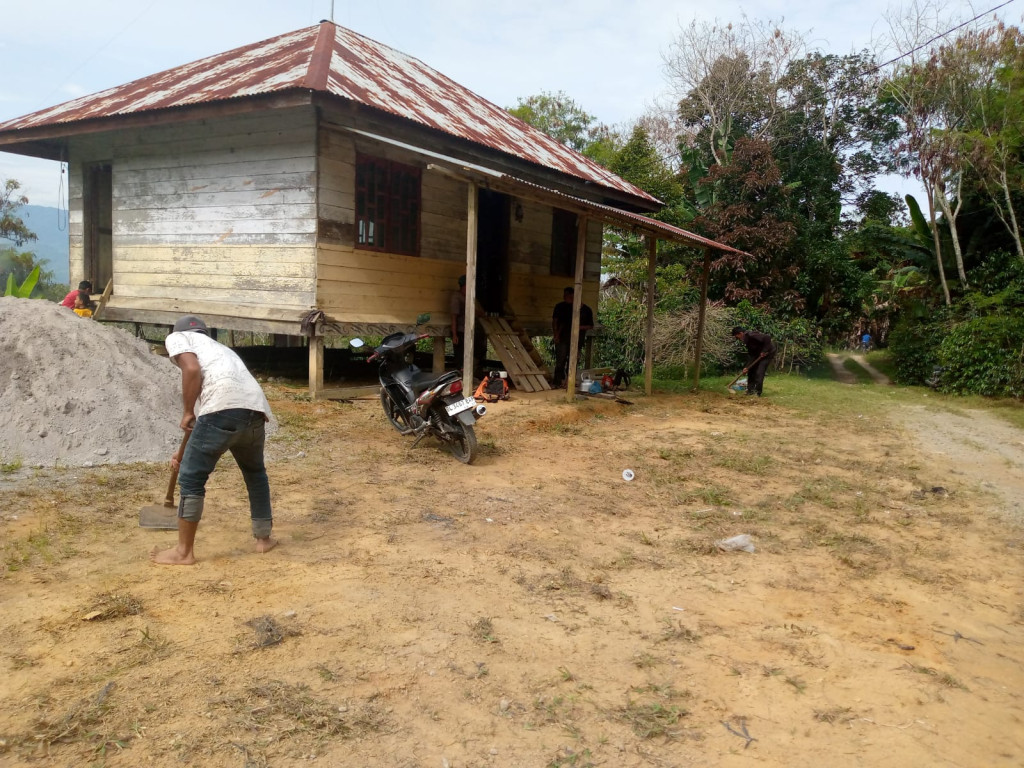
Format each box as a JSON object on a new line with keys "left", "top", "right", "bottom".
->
{"left": 0, "top": 176, "right": 63, "bottom": 301}
{"left": 950, "top": 24, "right": 1024, "bottom": 262}
{"left": 1, "top": 178, "right": 37, "bottom": 247}
{"left": 507, "top": 91, "right": 620, "bottom": 163}
{"left": 664, "top": 16, "right": 805, "bottom": 166}
{"left": 693, "top": 138, "right": 799, "bottom": 307}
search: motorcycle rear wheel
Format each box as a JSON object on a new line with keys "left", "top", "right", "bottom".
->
{"left": 380, "top": 389, "right": 413, "bottom": 434}
{"left": 444, "top": 419, "right": 478, "bottom": 464}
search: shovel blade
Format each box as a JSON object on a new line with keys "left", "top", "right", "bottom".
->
{"left": 139, "top": 505, "right": 178, "bottom": 530}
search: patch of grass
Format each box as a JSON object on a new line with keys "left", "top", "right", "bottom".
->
{"left": 214, "top": 680, "right": 387, "bottom": 741}
{"left": 241, "top": 615, "right": 301, "bottom": 650}
{"left": 470, "top": 617, "right": 500, "bottom": 644}
{"left": 814, "top": 706, "right": 855, "bottom": 724}
{"left": 903, "top": 663, "right": 968, "bottom": 690}
{"left": 83, "top": 592, "right": 143, "bottom": 621}
{"left": 714, "top": 453, "right": 777, "bottom": 476}
{"left": 27, "top": 681, "right": 128, "bottom": 755}
{"left": 618, "top": 699, "right": 687, "bottom": 739}
{"left": 632, "top": 652, "right": 660, "bottom": 669}
{"left": 784, "top": 676, "right": 807, "bottom": 694}
{"left": 1, "top": 456, "right": 23, "bottom": 474}
{"left": 547, "top": 747, "right": 595, "bottom": 767}
{"left": 659, "top": 620, "right": 701, "bottom": 644}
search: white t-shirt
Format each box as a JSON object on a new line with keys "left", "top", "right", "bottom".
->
{"left": 164, "top": 331, "right": 272, "bottom": 419}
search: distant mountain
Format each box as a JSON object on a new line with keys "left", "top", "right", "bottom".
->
{"left": 17, "top": 205, "right": 70, "bottom": 284}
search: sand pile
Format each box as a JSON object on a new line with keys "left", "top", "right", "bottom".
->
{"left": 0, "top": 297, "right": 183, "bottom": 467}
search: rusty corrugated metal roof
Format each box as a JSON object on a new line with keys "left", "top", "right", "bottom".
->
{"left": 0, "top": 22, "right": 656, "bottom": 204}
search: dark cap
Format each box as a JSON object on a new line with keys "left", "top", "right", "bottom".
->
{"left": 731, "top": 326, "right": 745, "bottom": 337}
{"left": 564, "top": 286, "right": 575, "bottom": 294}
{"left": 172, "top": 315, "right": 209, "bottom": 335}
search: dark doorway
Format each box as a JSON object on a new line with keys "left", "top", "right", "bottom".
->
{"left": 84, "top": 163, "right": 113, "bottom": 291}
{"left": 475, "top": 188, "right": 510, "bottom": 314}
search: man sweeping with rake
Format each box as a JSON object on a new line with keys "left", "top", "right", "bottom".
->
{"left": 150, "top": 315, "right": 276, "bottom": 565}
{"left": 732, "top": 326, "right": 776, "bottom": 397}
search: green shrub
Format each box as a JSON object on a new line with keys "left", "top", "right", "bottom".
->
{"left": 887, "top": 315, "right": 945, "bottom": 385}
{"left": 937, "top": 315, "right": 1024, "bottom": 397}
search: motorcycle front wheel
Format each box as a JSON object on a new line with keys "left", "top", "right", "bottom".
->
{"left": 380, "top": 389, "right": 413, "bottom": 435}
{"left": 442, "top": 418, "right": 478, "bottom": 464}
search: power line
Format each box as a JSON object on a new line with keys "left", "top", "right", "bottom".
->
{"left": 862, "top": 0, "right": 1018, "bottom": 76}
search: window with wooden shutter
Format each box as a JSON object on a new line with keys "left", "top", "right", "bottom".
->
{"left": 355, "top": 154, "right": 421, "bottom": 256}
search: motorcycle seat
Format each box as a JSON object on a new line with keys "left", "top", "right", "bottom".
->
{"left": 395, "top": 368, "right": 452, "bottom": 395}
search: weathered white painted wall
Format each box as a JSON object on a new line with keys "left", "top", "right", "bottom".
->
{"left": 71, "top": 107, "right": 319, "bottom": 314}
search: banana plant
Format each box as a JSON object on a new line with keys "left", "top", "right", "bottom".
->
{"left": 3, "top": 266, "right": 40, "bottom": 298}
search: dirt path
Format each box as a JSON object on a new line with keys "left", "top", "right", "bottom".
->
{"left": 825, "top": 352, "right": 857, "bottom": 383}
{"left": 826, "top": 352, "right": 892, "bottom": 385}
{"left": 898, "top": 405, "right": 1024, "bottom": 522}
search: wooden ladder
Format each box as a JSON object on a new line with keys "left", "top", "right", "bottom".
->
{"left": 501, "top": 303, "right": 549, "bottom": 373}
{"left": 479, "top": 316, "right": 551, "bottom": 392}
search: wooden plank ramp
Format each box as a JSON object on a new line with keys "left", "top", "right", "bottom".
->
{"left": 479, "top": 317, "right": 551, "bottom": 392}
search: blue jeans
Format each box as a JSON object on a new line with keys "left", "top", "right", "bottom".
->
{"left": 178, "top": 408, "right": 272, "bottom": 538}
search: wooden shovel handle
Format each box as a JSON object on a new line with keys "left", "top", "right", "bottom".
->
{"left": 163, "top": 430, "right": 192, "bottom": 507}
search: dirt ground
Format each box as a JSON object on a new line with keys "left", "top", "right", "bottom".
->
{"left": 1, "top": 381, "right": 1023, "bottom": 768}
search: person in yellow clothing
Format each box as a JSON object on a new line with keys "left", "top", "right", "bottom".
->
{"left": 72, "top": 290, "right": 93, "bottom": 318}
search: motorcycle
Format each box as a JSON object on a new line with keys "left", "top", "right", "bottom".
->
{"left": 351, "top": 318, "right": 486, "bottom": 464}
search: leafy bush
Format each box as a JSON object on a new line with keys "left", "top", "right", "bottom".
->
{"left": 887, "top": 315, "right": 945, "bottom": 385}
{"left": 937, "top": 315, "right": 1024, "bottom": 397}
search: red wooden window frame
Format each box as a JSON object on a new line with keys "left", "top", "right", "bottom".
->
{"left": 355, "top": 154, "right": 421, "bottom": 256}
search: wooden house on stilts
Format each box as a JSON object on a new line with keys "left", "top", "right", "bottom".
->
{"left": 0, "top": 21, "right": 741, "bottom": 397}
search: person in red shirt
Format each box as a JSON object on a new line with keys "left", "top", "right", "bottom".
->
{"left": 61, "top": 280, "right": 92, "bottom": 308}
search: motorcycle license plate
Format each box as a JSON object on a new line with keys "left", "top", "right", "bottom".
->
{"left": 444, "top": 396, "right": 476, "bottom": 416}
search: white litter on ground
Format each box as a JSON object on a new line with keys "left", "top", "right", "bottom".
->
{"left": 0, "top": 296, "right": 182, "bottom": 467}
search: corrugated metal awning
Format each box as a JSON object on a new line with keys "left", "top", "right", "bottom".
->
{"left": 341, "top": 125, "right": 740, "bottom": 253}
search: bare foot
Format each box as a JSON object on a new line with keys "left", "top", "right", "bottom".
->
{"left": 150, "top": 545, "right": 196, "bottom": 566}
{"left": 254, "top": 537, "right": 278, "bottom": 554}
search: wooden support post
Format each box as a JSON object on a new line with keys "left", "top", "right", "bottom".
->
{"left": 228, "top": 329, "right": 235, "bottom": 347}
{"left": 692, "top": 247, "right": 713, "bottom": 391}
{"left": 584, "top": 335, "right": 594, "bottom": 369}
{"left": 565, "top": 214, "right": 588, "bottom": 401}
{"left": 463, "top": 182, "right": 479, "bottom": 393}
{"left": 432, "top": 336, "right": 446, "bottom": 373}
{"left": 643, "top": 235, "right": 657, "bottom": 396}
{"left": 308, "top": 335, "right": 324, "bottom": 399}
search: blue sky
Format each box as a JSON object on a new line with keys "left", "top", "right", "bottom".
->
{"left": 0, "top": 0, "right": 990, "bottom": 208}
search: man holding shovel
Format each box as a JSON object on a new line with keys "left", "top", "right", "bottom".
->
{"left": 150, "top": 315, "right": 276, "bottom": 565}
{"left": 732, "top": 326, "right": 776, "bottom": 397}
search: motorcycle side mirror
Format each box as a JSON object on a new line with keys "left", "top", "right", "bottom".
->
{"left": 349, "top": 338, "right": 365, "bottom": 349}
{"left": 415, "top": 313, "right": 431, "bottom": 327}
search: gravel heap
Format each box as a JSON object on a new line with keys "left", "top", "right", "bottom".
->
{"left": 0, "top": 297, "right": 183, "bottom": 467}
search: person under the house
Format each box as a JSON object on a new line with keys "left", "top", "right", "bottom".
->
{"left": 732, "top": 326, "right": 776, "bottom": 397}
{"left": 450, "top": 274, "right": 486, "bottom": 375}
{"left": 61, "top": 280, "right": 92, "bottom": 309}
{"left": 551, "top": 286, "right": 594, "bottom": 388}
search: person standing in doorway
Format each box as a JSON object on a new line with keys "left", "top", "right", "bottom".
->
{"left": 552, "top": 286, "right": 594, "bottom": 388}
{"left": 732, "top": 326, "right": 776, "bottom": 397}
{"left": 150, "top": 315, "right": 276, "bottom": 566}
